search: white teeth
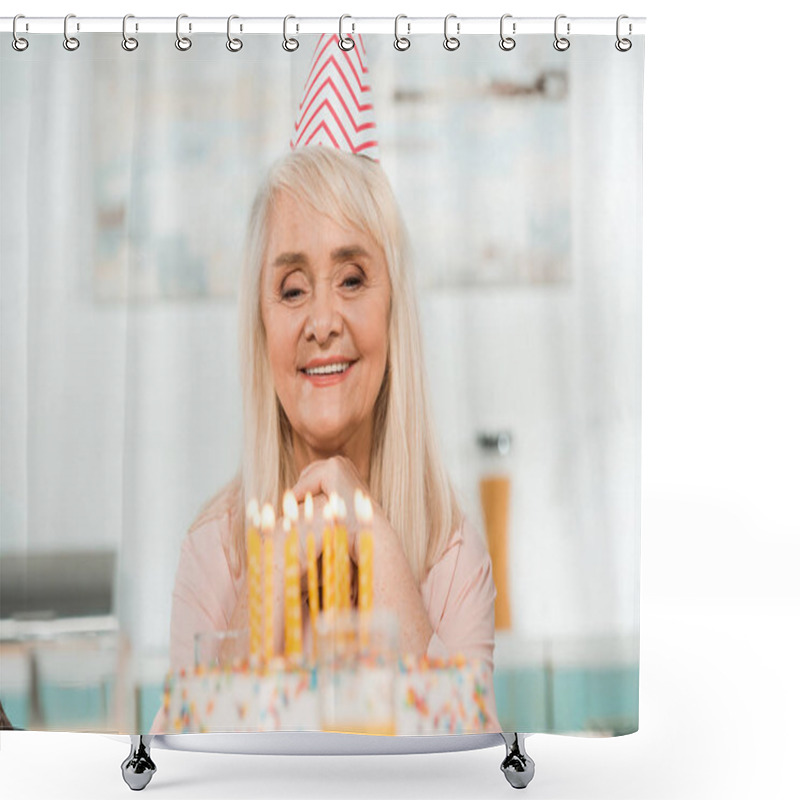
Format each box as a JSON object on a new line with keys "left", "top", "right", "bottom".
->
{"left": 304, "top": 362, "right": 351, "bottom": 376}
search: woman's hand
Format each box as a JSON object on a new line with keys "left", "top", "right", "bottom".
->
{"left": 290, "top": 455, "right": 386, "bottom": 561}
{"left": 289, "top": 456, "right": 434, "bottom": 656}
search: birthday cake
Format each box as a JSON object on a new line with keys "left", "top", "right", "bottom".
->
{"left": 161, "top": 491, "right": 493, "bottom": 735}
{"left": 162, "top": 654, "right": 494, "bottom": 735}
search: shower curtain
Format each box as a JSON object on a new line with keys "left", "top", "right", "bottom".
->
{"left": 0, "top": 20, "right": 643, "bottom": 738}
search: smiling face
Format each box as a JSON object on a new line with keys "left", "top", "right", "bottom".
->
{"left": 260, "top": 190, "right": 391, "bottom": 461}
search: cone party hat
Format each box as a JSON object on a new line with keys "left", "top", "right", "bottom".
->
{"left": 290, "top": 34, "right": 380, "bottom": 161}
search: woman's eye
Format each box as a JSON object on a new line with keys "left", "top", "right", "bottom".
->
{"left": 281, "top": 286, "right": 304, "bottom": 301}
{"left": 342, "top": 273, "right": 364, "bottom": 289}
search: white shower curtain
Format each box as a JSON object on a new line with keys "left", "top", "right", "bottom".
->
{"left": 1, "top": 26, "right": 642, "bottom": 736}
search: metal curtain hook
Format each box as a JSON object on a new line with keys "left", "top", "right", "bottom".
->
{"left": 553, "top": 14, "right": 570, "bottom": 51}
{"left": 339, "top": 15, "right": 355, "bottom": 51}
{"left": 282, "top": 15, "right": 299, "bottom": 51}
{"left": 122, "top": 14, "right": 139, "bottom": 51}
{"left": 615, "top": 14, "right": 632, "bottom": 51}
{"left": 394, "top": 14, "right": 410, "bottom": 51}
{"left": 63, "top": 13, "right": 80, "bottom": 51}
{"left": 175, "top": 14, "right": 192, "bottom": 51}
{"left": 12, "top": 14, "right": 29, "bottom": 51}
{"left": 499, "top": 14, "right": 516, "bottom": 51}
{"left": 226, "top": 14, "right": 243, "bottom": 52}
{"left": 443, "top": 14, "right": 460, "bottom": 51}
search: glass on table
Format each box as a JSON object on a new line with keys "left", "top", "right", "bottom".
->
{"left": 316, "top": 608, "right": 398, "bottom": 735}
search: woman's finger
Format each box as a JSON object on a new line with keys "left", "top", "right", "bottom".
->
{"left": 290, "top": 457, "right": 378, "bottom": 561}
{"left": 293, "top": 456, "right": 366, "bottom": 508}
{"left": 291, "top": 461, "right": 330, "bottom": 502}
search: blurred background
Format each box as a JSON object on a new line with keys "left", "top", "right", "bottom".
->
{"left": 1, "top": 33, "right": 641, "bottom": 734}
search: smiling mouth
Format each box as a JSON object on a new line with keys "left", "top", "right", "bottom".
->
{"left": 300, "top": 361, "right": 354, "bottom": 376}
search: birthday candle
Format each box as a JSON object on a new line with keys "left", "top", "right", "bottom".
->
{"left": 322, "top": 502, "right": 335, "bottom": 615}
{"left": 282, "top": 491, "right": 302, "bottom": 662}
{"left": 340, "top": 495, "right": 351, "bottom": 611}
{"left": 304, "top": 492, "right": 319, "bottom": 656}
{"left": 245, "top": 498, "right": 263, "bottom": 664}
{"left": 332, "top": 493, "right": 350, "bottom": 612}
{"left": 356, "top": 490, "right": 374, "bottom": 615}
{"left": 260, "top": 503, "right": 276, "bottom": 665}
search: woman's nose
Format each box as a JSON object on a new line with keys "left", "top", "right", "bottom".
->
{"left": 304, "top": 285, "right": 342, "bottom": 343}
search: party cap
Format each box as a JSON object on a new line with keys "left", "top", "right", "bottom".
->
{"left": 290, "top": 33, "right": 380, "bottom": 161}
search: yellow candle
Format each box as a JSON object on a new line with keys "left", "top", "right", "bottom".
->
{"left": 283, "top": 491, "right": 302, "bottom": 662}
{"left": 245, "top": 498, "right": 263, "bottom": 664}
{"left": 260, "top": 503, "right": 276, "bottom": 665}
{"left": 322, "top": 502, "right": 335, "bottom": 615}
{"left": 332, "top": 493, "right": 350, "bottom": 612}
{"left": 356, "top": 490, "right": 374, "bottom": 615}
{"left": 305, "top": 493, "right": 319, "bottom": 633}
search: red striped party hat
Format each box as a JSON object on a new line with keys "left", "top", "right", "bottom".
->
{"left": 290, "top": 33, "right": 380, "bottom": 161}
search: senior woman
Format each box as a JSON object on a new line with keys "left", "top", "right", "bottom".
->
{"left": 149, "top": 146, "right": 499, "bottom": 733}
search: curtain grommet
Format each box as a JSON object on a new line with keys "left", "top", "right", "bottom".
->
{"left": 12, "top": 14, "right": 29, "bottom": 51}
{"left": 394, "top": 15, "right": 411, "bottom": 51}
{"left": 553, "top": 14, "right": 570, "bottom": 51}
{"left": 63, "top": 13, "right": 80, "bottom": 51}
{"left": 282, "top": 15, "right": 299, "bottom": 52}
{"left": 339, "top": 15, "right": 355, "bottom": 51}
{"left": 175, "top": 14, "right": 192, "bottom": 51}
{"left": 226, "top": 15, "right": 243, "bottom": 52}
{"left": 499, "top": 14, "right": 516, "bottom": 51}
{"left": 615, "top": 15, "right": 633, "bottom": 51}
{"left": 121, "top": 14, "right": 139, "bottom": 51}
{"left": 443, "top": 14, "right": 460, "bottom": 51}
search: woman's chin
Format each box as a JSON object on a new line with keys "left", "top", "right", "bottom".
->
{"left": 298, "top": 421, "right": 353, "bottom": 454}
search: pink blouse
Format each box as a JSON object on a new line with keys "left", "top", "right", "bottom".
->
{"left": 149, "top": 502, "right": 500, "bottom": 734}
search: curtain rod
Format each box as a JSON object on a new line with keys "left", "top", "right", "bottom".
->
{"left": 0, "top": 16, "right": 646, "bottom": 37}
